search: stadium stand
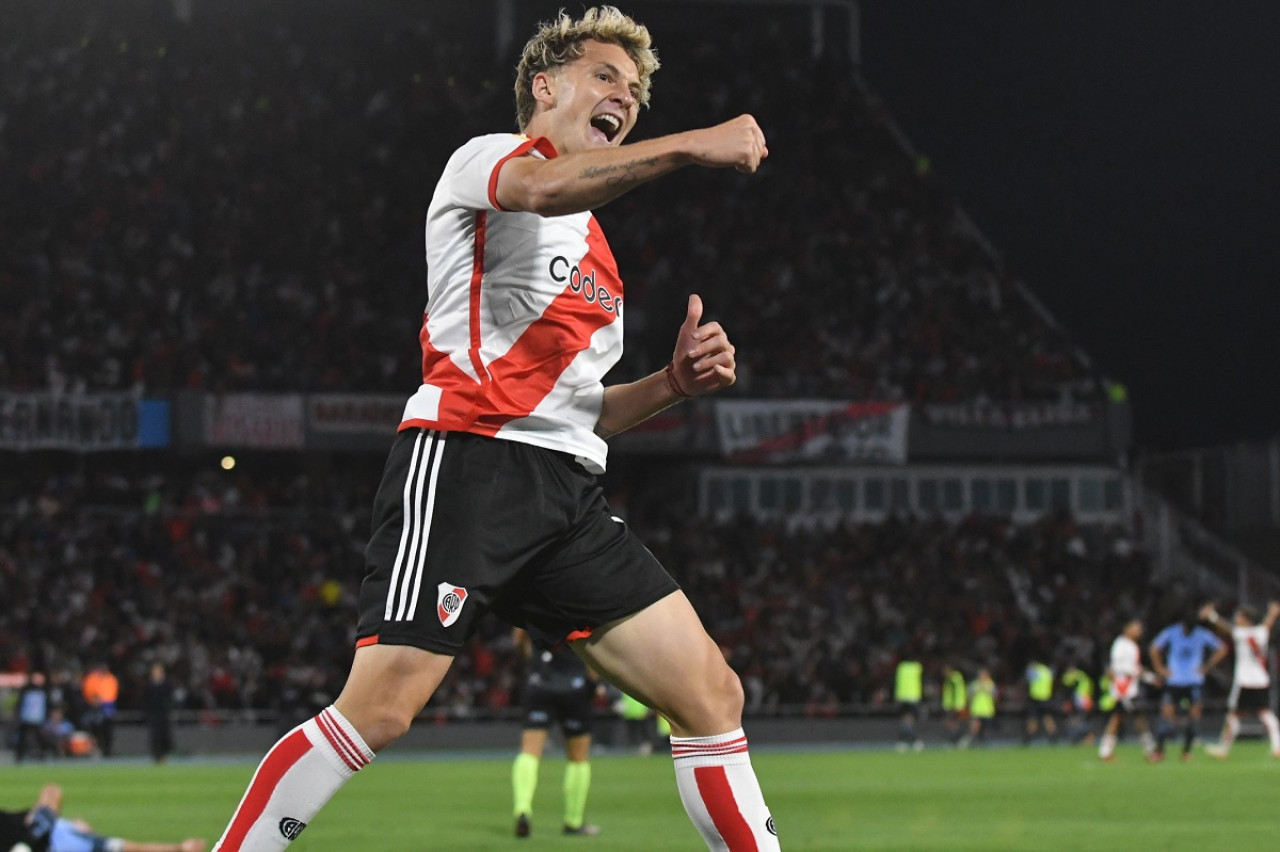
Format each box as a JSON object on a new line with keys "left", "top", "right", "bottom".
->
{"left": 2, "top": 1, "right": 1140, "bottom": 748}
{"left": 0, "top": 0, "right": 1099, "bottom": 404}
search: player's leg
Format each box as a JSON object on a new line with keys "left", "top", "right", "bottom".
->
{"left": 213, "top": 645, "right": 451, "bottom": 851}
{"left": 52, "top": 818, "right": 202, "bottom": 852}
{"left": 1182, "top": 696, "right": 1203, "bottom": 760}
{"left": 513, "top": 727, "right": 549, "bottom": 836}
{"left": 1098, "top": 708, "right": 1125, "bottom": 759}
{"left": 1259, "top": 707, "right": 1280, "bottom": 756}
{"left": 1152, "top": 696, "right": 1175, "bottom": 757}
{"left": 575, "top": 592, "right": 780, "bottom": 851}
{"left": 118, "top": 839, "right": 208, "bottom": 852}
{"left": 562, "top": 733, "right": 597, "bottom": 836}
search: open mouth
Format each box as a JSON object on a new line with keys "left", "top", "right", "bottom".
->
{"left": 590, "top": 113, "right": 622, "bottom": 143}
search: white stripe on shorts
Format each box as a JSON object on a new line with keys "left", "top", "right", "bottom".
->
{"left": 384, "top": 430, "right": 446, "bottom": 621}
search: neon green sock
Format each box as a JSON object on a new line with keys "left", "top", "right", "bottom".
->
{"left": 563, "top": 760, "right": 591, "bottom": 829}
{"left": 512, "top": 752, "right": 540, "bottom": 818}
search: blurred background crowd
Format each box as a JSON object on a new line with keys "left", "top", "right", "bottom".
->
{"left": 1, "top": 0, "right": 1176, "bottom": 757}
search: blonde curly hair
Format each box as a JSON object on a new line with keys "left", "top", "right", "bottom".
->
{"left": 514, "top": 5, "right": 659, "bottom": 131}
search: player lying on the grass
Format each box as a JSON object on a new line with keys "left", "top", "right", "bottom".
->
{"left": 0, "top": 783, "right": 206, "bottom": 852}
{"left": 1200, "top": 600, "right": 1280, "bottom": 758}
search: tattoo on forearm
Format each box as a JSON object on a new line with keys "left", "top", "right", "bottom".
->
{"left": 579, "top": 156, "right": 660, "bottom": 187}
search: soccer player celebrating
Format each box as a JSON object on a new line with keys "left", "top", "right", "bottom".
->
{"left": 211, "top": 7, "right": 778, "bottom": 851}
{"left": 1098, "top": 618, "right": 1157, "bottom": 761}
{"left": 1201, "top": 600, "right": 1280, "bottom": 759}
{"left": 1147, "top": 610, "right": 1228, "bottom": 762}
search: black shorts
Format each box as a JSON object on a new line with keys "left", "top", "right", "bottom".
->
{"left": 1230, "top": 685, "right": 1272, "bottom": 713}
{"left": 522, "top": 680, "right": 594, "bottom": 737}
{"left": 356, "top": 429, "right": 680, "bottom": 655}
{"left": 1025, "top": 698, "right": 1055, "bottom": 719}
{"left": 1161, "top": 684, "right": 1203, "bottom": 709}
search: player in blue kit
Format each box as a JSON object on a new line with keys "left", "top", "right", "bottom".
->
{"left": 1148, "top": 612, "right": 1229, "bottom": 762}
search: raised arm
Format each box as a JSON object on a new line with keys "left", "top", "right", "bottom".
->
{"left": 1265, "top": 601, "right": 1280, "bottom": 633}
{"left": 1199, "top": 602, "right": 1231, "bottom": 638}
{"left": 495, "top": 115, "right": 767, "bottom": 216}
{"left": 596, "top": 294, "right": 734, "bottom": 438}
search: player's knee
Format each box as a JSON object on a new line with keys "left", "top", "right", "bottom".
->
{"left": 336, "top": 702, "right": 416, "bottom": 752}
{"left": 667, "top": 659, "right": 743, "bottom": 734}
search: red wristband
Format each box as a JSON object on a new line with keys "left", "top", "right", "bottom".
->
{"left": 665, "top": 362, "right": 692, "bottom": 398}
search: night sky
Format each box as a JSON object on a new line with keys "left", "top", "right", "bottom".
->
{"left": 856, "top": 1, "right": 1280, "bottom": 452}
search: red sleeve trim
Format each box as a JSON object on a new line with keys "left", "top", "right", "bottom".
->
{"left": 487, "top": 136, "right": 560, "bottom": 211}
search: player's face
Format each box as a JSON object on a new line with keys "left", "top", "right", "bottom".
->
{"left": 540, "top": 40, "right": 640, "bottom": 153}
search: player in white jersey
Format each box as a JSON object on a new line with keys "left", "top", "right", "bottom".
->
{"left": 1201, "top": 601, "right": 1280, "bottom": 758}
{"left": 1098, "top": 618, "right": 1157, "bottom": 760}
{"left": 212, "top": 7, "right": 779, "bottom": 851}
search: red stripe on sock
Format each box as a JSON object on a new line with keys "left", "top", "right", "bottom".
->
{"left": 320, "top": 709, "right": 368, "bottom": 769}
{"left": 672, "top": 737, "right": 749, "bottom": 760}
{"left": 316, "top": 712, "right": 362, "bottom": 771}
{"left": 218, "top": 729, "right": 311, "bottom": 851}
{"left": 694, "top": 765, "right": 759, "bottom": 852}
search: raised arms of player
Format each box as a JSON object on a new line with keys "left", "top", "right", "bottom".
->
{"left": 1199, "top": 602, "right": 1230, "bottom": 637}
{"left": 595, "top": 294, "right": 734, "bottom": 439}
{"left": 495, "top": 115, "right": 768, "bottom": 216}
{"left": 1266, "top": 601, "right": 1280, "bottom": 633}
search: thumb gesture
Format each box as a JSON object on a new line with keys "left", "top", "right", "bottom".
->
{"left": 668, "top": 294, "right": 736, "bottom": 398}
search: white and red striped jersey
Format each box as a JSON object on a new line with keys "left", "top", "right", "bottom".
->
{"left": 401, "top": 133, "right": 626, "bottom": 474}
{"left": 1108, "top": 634, "right": 1142, "bottom": 701}
{"left": 1231, "top": 624, "right": 1271, "bottom": 689}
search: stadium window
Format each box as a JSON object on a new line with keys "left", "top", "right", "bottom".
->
{"left": 836, "top": 478, "right": 857, "bottom": 511}
{"left": 1025, "top": 478, "right": 1048, "bottom": 512}
{"left": 783, "top": 477, "right": 803, "bottom": 512}
{"left": 1078, "top": 477, "right": 1103, "bottom": 512}
{"left": 1104, "top": 477, "right": 1124, "bottom": 510}
{"left": 943, "top": 478, "right": 964, "bottom": 512}
{"left": 890, "top": 478, "right": 910, "bottom": 511}
{"left": 811, "top": 477, "right": 835, "bottom": 511}
{"left": 971, "top": 478, "right": 994, "bottom": 511}
{"left": 996, "top": 479, "right": 1018, "bottom": 513}
{"left": 708, "top": 477, "right": 729, "bottom": 513}
{"left": 1051, "top": 477, "right": 1071, "bottom": 510}
{"left": 760, "top": 477, "right": 780, "bottom": 511}
{"left": 865, "top": 478, "right": 886, "bottom": 511}
{"left": 918, "top": 478, "right": 939, "bottom": 512}
{"left": 730, "top": 476, "right": 751, "bottom": 511}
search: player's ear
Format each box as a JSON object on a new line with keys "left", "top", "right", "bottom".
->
{"left": 532, "top": 70, "right": 557, "bottom": 110}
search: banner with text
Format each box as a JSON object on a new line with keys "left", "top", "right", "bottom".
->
{"left": 921, "top": 401, "right": 1098, "bottom": 430}
{"left": 203, "top": 394, "right": 305, "bottom": 448}
{"left": 715, "top": 400, "right": 909, "bottom": 464}
{"left": 0, "top": 392, "right": 169, "bottom": 451}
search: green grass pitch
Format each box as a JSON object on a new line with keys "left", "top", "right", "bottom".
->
{"left": 2, "top": 741, "right": 1276, "bottom": 850}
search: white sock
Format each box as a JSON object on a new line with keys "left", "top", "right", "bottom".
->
{"left": 214, "top": 706, "right": 373, "bottom": 851}
{"left": 1140, "top": 730, "right": 1156, "bottom": 754}
{"left": 1098, "top": 732, "right": 1117, "bottom": 759}
{"left": 1259, "top": 711, "right": 1280, "bottom": 751}
{"left": 1223, "top": 714, "right": 1240, "bottom": 749}
{"left": 670, "top": 728, "right": 779, "bottom": 851}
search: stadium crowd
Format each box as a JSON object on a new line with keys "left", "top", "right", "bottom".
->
{"left": 1, "top": 0, "right": 1099, "bottom": 404}
{"left": 1, "top": 458, "right": 1164, "bottom": 735}
{"left": 2, "top": 1, "right": 1128, "bottom": 756}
